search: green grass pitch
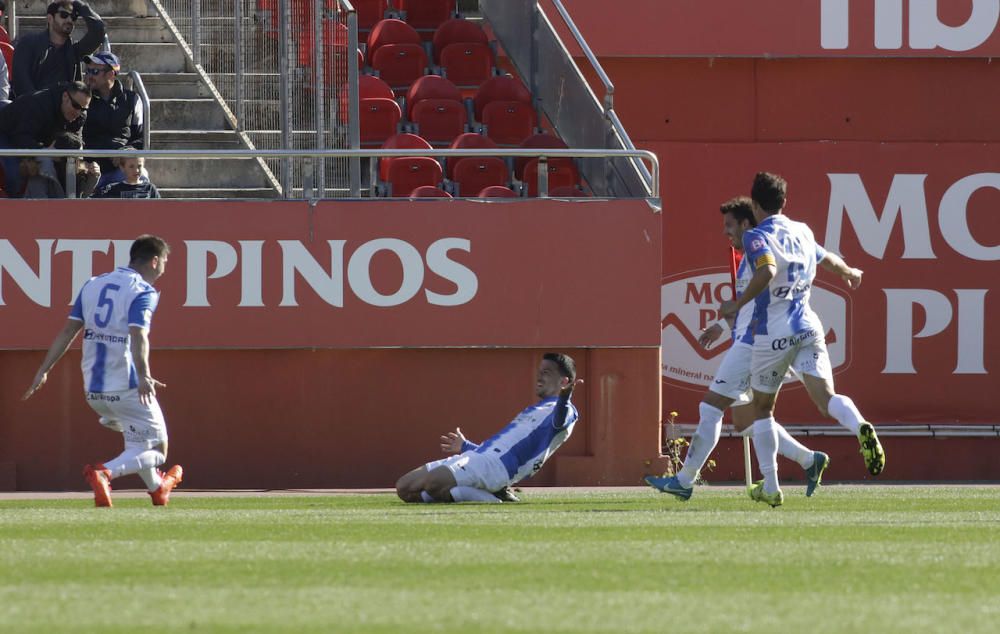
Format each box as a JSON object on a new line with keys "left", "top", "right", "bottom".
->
{"left": 1, "top": 486, "right": 998, "bottom": 633}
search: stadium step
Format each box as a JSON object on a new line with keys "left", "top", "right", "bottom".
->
{"left": 151, "top": 98, "right": 229, "bottom": 130}
{"left": 152, "top": 157, "right": 274, "bottom": 189}
{"left": 15, "top": 15, "right": 174, "bottom": 43}
{"left": 111, "top": 42, "right": 189, "bottom": 73}
{"left": 140, "top": 73, "right": 210, "bottom": 99}
{"left": 158, "top": 187, "right": 279, "bottom": 199}
{"left": 14, "top": 0, "right": 154, "bottom": 17}
{"left": 151, "top": 130, "right": 245, "bottom": 149}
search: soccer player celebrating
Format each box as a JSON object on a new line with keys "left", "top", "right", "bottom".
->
{"left": 719, "top": 173, "right": 885, "bottom": 506}
{"left": 23, "top": 235, "right": 183, "bottom": 507}
{"left": 396, "top": 353, "right": 580, "bottom": 503}
{"left": 646, "top": 197, "right": 832, "bottom": 501}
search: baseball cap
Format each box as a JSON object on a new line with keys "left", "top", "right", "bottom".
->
{"left": 83, "top": 52, "right": 122, "bottom": 71}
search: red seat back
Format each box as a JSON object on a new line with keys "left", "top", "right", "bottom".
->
{"left": 386, "top": 157, "right": 443, "bottom": 197}
{"left": 446, "top": 132, "right": 497, "bottom": 179}
{"left": 514, "top": 133, "right": 567, "bottom": 179}
{"left": 353, "top": 0, "right": 389, "bottom": 32}
{"left": 367, "top": 18, "right": 421, "bottom": 64}
{"left": 439, "top": 43, "right": 494, "bottom": 88}
{"left": 410, "top": 185, "right": 452, "bottom": 198}
{"left": 340, "top": 75, "right": 395, "bottom": 124}
{"left": 473, "top": 75, "right": 532, "bottom": 121}
{"left": 379, "top": 133, "right": 432, "bottom": 180}
{"left": 432, "top": 19, "right": 488, "bottom": 64}
{"left": 397, "top": 0, "right": 456, "bottom": 34}
{"left": 477, "top": 185, "right": 517, "bottom": 198}
{"left": 522, "top": 158, "right": 580, "bottom": 197}
{"left": 452, "top": 157, "right": 509, "bottom": 197}
{"left": 411, "top": 99, "right": 467, "bottom": 145}
{"left": 481, "top": 101, "right": 536, "bottom": 145}
{"left": 359, "top": 97, "right": 402, "bottom": 146}
{"left": 371, "top": 44, "right": 428, "bottom": 93}
{"left": 405, "top": 75, "right": 462, "bottom": 119}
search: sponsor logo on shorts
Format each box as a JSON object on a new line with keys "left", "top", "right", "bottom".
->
{"left": 661, "top": 270, "right": 849, "bottom": 389}
{"left": 771, "top": 329, "right": 818, "bottom": 351}
{"left": 87, "top": 392, "right": 121, "bottom": 402}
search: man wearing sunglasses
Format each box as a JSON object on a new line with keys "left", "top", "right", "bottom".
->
{"left": 82, "top": 51, "right": 145, "bottom": 187}
{"left": 0, "top": 81, "right": 91, "bottom": 195}
{"left": 11, "top": 1, "right": 106, "bottom": 99}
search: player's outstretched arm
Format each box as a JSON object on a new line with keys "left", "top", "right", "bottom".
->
{"left": 819, "top": 252, "right": 863, "bottom": 289}
{"left": 698, "top": 323, "right": 725, "bottom": 348}
{"left": 720, "top": 264, "right": 774, "bottom": 319}
{"left": 22, "top": 319, "right": 83, "bottom": 400}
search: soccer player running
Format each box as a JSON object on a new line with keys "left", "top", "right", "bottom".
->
{"left": 396, "top": 353, "right": 580, "bottom": 503}
{"left": 719, "top": 173, "right": 885, "bottom": 507}
{"left": 646, "top": 197, "right": 832, "bottom": 501}
{"left": 23, "top": 235, "right": 183, "bottom": 507}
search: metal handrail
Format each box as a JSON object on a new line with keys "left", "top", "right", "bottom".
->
{"left": 549, "top": 0, "right": 614, "bottom": 111}
{"left": 127, "top": 71, "right": 152, "bottom": 150}
{"left": 6, "top": 0, "right": 15, "bottom": 41}
{"left": 0, "top": 148, "right": 660, "bottom": 199}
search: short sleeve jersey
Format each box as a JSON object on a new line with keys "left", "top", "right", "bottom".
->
{"left": 731, "top": 255, "right": 756, "bottom": 345}
{"left": 742, "top": 215, "right": 827, "bottom": 339}
{"left": 69, "top": 267, "right": 159, "bottom": 393}
{"left": 468, "top": 397, "right": 579, "bottom": 485}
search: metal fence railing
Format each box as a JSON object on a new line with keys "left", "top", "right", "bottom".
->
{"left": 0, "top": 148, "right": 660, "bottom": 202}
{"left": 148, "top": 0, "right": 361, "bottom": 197}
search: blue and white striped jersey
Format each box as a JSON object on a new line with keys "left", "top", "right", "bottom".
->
{"left": 742, "top": 215, "right": 826, "bottom": 339}
{"left": 69, "top": 267, "right": 159, "bottom": 393}
{"left": 731, "top": 255, "right": 756, "bottom": 345}
{"left": 462, "top": 396, "right": 578, "bottom": 485}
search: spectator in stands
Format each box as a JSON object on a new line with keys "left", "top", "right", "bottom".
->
{"left": 20, "top": 156, "right": 65, "bottom": 198}
{"left": 0, "top": 81, "right": 91, "bottom": 196}
{"left": 49, "top": 131, "right": 100, "bottom": 197}
{"left": 82, "top": 51, "right": 146, "bottom": 187}
{"left": 92, "top": 153, "right": 160, "bottom": 198}
{"left": 11, "top": 1, "right": 106, "bottom": 99}
{"left": 395, "top": 353, "right": 580, "bottom": 504}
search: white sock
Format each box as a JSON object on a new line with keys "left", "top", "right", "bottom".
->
{"left": 420, "top": 491, "right": 435, "bottom": 503}
{"left": 138, "top": 468, "right": 163, "bottom": 492}
{"left": 103, "top": 447, "right": 165, "bottom": 480}
{"left": 828, "top": 395, "right": 864, "bottom": 434}
{"left": 676, "top": 402, "right": 724, "bottom": 488}
{"left": 449, "top": 486, "right": 502, "bottom": 503}
{"left": 775, "top": 423, "right": 814, "bottom": 469}
{"left": 751, "top": 417, "right": 780, "bottom": 494}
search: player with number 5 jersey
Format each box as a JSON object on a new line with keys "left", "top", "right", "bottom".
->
{"left": 23, "top": 235, "right": 183, "bottom": 507}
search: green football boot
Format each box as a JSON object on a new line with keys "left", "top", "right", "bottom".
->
{"left": 804, "top": 451, "right": 830, "bottom": 497}
{"left": 748, "top": 480, "right": 784, "bottom": 507}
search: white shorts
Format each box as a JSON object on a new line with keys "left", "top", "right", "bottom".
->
{"left": 708, "top": 342, "right": 753, "bottom": 405}
{"left": 425, "top": 451, "right": 510, "bottom": 492}
{"left": 85, "top": 389, "right": 168, "bottom": 449}
{"left": 751, "top": 329, "right": 833, "bottom": 394}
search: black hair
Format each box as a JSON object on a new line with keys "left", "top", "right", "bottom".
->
{"left": 720, "top": 196, "right": 756, "bottom": 227}
{"left": 129, "top": 235, "right": 170, "bottom": 265}
{"left": 543, "top": 352, "right": 576, "bottom": 383}
{"left": 66, "top": 81, "right": 91, "bottom": 97}
{"left": 751, "top": 172, "right": 787, "bottom": 214}
{"left": 47, "top": 1, "right": 73, "bottom": 15}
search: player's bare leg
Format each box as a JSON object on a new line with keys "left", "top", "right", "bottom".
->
{"left": 396, "top": 465, "right": 458, "bottom": 503}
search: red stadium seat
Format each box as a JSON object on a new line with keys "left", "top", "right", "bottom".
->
{"left": 367, "top": 19, "right": 421, "bottom": 64}
{"left": 379, "top": 132, "right": 432, "bottom": 181}
{"left": 473, "top": 75, "right": 532, "bottom": 121}
{"left": 0, "top": 25, "right": 10, "bottom": 46}
{"left": 409, "top": 185, "right": 452, "bottom": 198}
{"left": 522, "top": 158, "right": 580, "bottom": 197}
{"left": 477, "top": 185, "right": 517, "bottom": 198}
{"left": 405, "top": 75, "right": 462, "bottom": 119}
{"left": 385, "top": 157, "right": 443, "bottom": 197}
{"left": 481, "top": 101, "right": 536, "bottom": 145}
{"left": 353, "top": 0, "right": 389, "bottom": 34}
{"left": 397, "top": 0, "right": 456, "bottom": 38}
{"left": 432, "top": 18, "right": 488, "bottom": 65}
{"left": 0, "top": 42, "right": 12, "bottom": 81}
{"left": 359, "top": 97, "right": 402, "bottom": 146}
{"left": 339, "top": 75, "right": 395, "bottom": 124}
{"left": 439, "top": 43, "right": 494, "bottom": 89}
{"left": 514, "top": 132, "right": 568, "bottom": 179}
{"left": 446, "top": 132, "right": 497, "bottom": 179}
{"left": 410, "top": 99, "right": 467, "bottom": 145}
{"left": 451, "top": 157, "right": 509, "bottom": 197}
{"left": 371, "top": 44, "right": 428, "bottom": 94}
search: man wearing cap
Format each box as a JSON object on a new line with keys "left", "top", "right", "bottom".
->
{"left": 0, "top": 81, "right": 91, "bottom": 195}
{"left": 11, "top": 1, "right": 106, "bottom": 98}
{"left": 83, "top": 51, "right": 144, "bottom": 184}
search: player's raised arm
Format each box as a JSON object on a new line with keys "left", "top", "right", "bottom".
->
{"left": 440, "top": 427, "right": 477, "bottom": 453}
{"left": 23, "top": 319, "right": 84, "bottom": 400}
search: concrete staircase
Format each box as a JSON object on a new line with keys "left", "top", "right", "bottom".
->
{"left": 16, "top": 0, "right": 278, "bottom": 198}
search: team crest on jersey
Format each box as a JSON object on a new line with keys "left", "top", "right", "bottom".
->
{"left": 660, "top": 268, "right": 850, "bottom": 390}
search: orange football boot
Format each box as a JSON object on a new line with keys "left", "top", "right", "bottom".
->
{"left": 149, "top": 465, "right": 184, "bottom": 506}
{"left": 83, "top": 464, "right": 113, "bottom": 507}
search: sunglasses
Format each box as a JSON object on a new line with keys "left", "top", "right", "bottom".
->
{"left": 66, "top": 93, "right": 88, "bottom": 112}
{"left": 85, "top": 67, "right": 112, "bottom": 76}
{"left": 56, "top": 10, "right": 77, "bottom": 20}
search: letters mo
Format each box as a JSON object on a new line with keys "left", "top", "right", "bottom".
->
{"left": 821, "top": 0, "right": 1000, "bottom": 51}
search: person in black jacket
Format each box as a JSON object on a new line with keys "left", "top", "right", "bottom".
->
{"left": 0, "top": 81, "right": 91, "bottom": 195}
{"left": 11, "top": 1, "right": 106, "bottom": 99}
{"left": 82, "top": 51, "right": 144, "bottom": 184}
